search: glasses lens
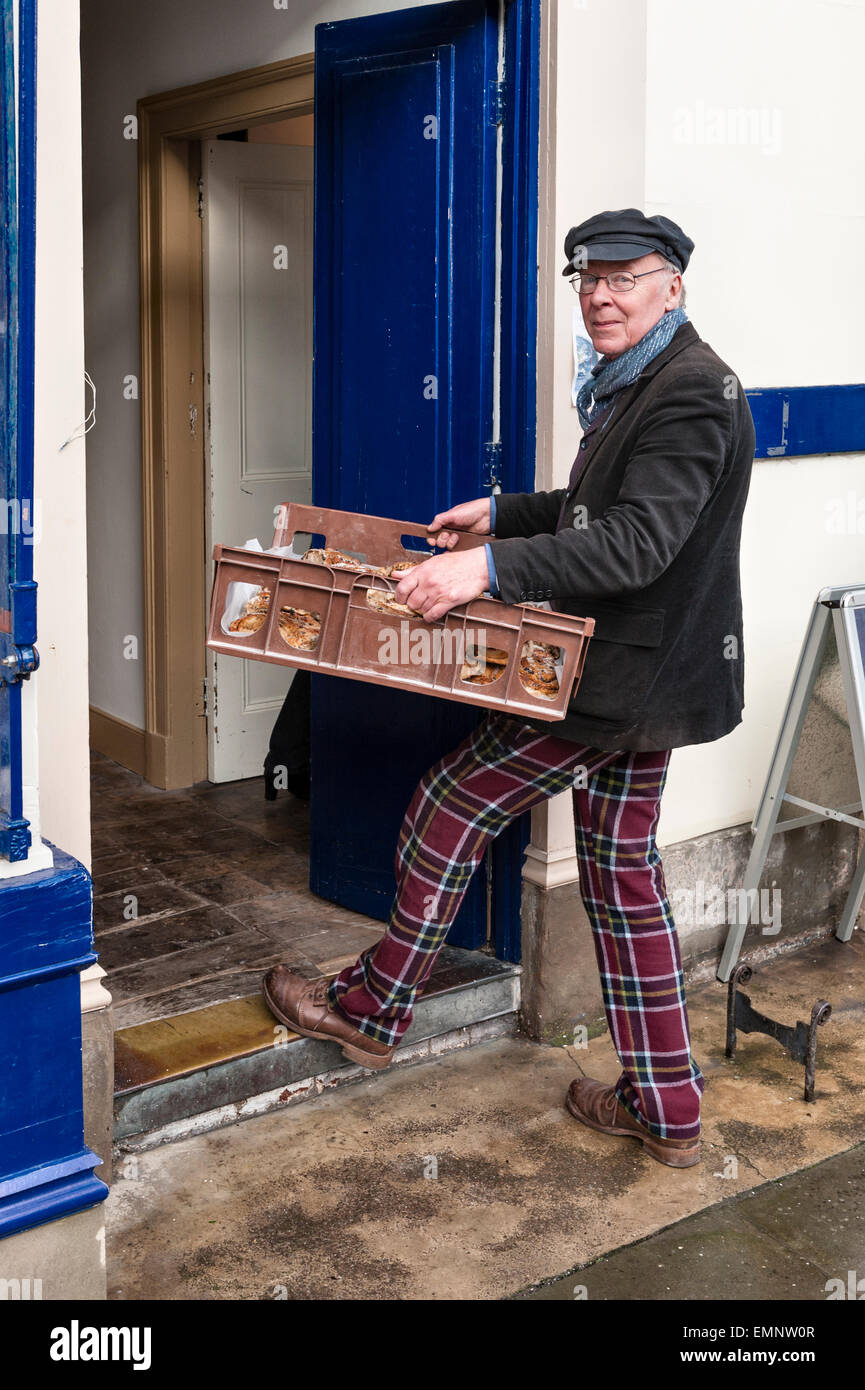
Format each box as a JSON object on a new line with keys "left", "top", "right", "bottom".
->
{"left": 607, "top": 273, "right": 636, "bottom": 292}
{"left": 573, "top": 274, "right": 596, "bottom": 294}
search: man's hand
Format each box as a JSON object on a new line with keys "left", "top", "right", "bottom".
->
{"left": 395, "top": 545, "right": 490, "bottom": 623}
{"left": 427, "top": 497, "right": 492, "bottom": 550}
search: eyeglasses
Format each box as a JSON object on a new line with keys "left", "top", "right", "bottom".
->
{"left": 569, "top": 267, "right": 672, "bottom": 295}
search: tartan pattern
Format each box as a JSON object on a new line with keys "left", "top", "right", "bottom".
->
{"left": 327, "top": 711, "right": 704, "bottom": 1139}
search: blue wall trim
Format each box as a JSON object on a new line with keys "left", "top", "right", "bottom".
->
{"left": 747, "top": 384, "right": 865, "bottom": 459}
{"left": 0, "top": 841, "right": 106, "bottom": 1238}
{"left": 0, "top": 1167, "right": 108, "bottom": 1241}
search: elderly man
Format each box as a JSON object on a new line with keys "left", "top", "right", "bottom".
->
{"left": 263, "top": 208, "right": 755, "bottom": 1169}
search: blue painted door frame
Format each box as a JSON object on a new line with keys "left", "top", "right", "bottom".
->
{"left": 309, "top": 0, "right": 539, "bottom": 964}
{"left": 0, "top": 0, "right": 106, "bottom": 1240}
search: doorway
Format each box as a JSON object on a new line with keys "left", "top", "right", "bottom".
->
{"left": 121, "top": 0, "right": 540, "bottom": 965}
{"left": 202, "top": 119, "right": 314, "bottom": 783}
{"left": 133, "top": 54, "right": 315, "bottom": 793}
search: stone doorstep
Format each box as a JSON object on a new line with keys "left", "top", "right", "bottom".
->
{"left": 113, "top": 947, "right": 520, "bottom": 1151}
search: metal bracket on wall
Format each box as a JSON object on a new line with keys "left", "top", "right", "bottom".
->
{"left": 725, "top": 964, "right": 832, "bottom": 1104}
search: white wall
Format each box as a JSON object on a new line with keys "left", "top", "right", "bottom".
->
{"left": 32, "top": 0, "right": 91, "bottom": 868}
{"left": 81, "top": 0, "right": 453, "bottom": 730}
{"left": 551, "top": 0, "right": 865, "bottom": 847}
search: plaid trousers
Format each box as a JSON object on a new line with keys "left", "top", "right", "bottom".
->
{"left": 327, "top": 711, "right": 705, "bottom": 1139}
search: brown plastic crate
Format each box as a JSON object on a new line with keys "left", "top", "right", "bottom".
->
{"left": 206, "top": 502, "right": 594, "bottom": 721}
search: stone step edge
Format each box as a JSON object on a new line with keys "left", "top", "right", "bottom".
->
{"left": 114, "top": 1011, "right": 518, "bottom": 1157}
{"left": 113, "top": 966, "right": 521, "bottom": 1147}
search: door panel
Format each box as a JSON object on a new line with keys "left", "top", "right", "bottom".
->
{"left": 203, "top": 140, "right": 314, "bottom": 782}
{"left": 311, "top": 1, "right": 500, "bottom": 945}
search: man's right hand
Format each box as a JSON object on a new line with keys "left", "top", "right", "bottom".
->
{"left": 427, "top": 497, "right": 492, "bottom": 550}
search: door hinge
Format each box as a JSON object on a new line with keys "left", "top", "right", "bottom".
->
{"left": 197, "top": 175, "right": 204, "bottom": 220}
{"left": 487, "top": 78, "right": 505, "bottom": 127}
{"left": 202, "top": 676, "right": 208, "bottom": 714}
{"left": 483, "top": 440, "right": 503, "bottom": 490}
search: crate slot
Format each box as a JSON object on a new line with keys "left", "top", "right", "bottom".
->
{"left": 517, "top": 639, "right": 562, "bottom": 701}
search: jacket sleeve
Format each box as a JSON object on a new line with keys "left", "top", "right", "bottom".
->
{"left": 489, "top": 372, "right": 734, "bottom": 604}
{"left": 492, "top": 488, "right": 566, "bottom": 539}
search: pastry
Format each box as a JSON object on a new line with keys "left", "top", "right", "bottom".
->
{"left": 459, "top": 646, "right": 508, "bottom": 683}
{"left": 364, "top": 584, "right": 423, "bottom": 618}
{"left": 303, "top": 547, "right": 387, "bottom": 576}
{"left": 229, "top": 585, "right": 271, "bottom": 633}
{"left": 277, "top": 605, "right": 321, "bottom": 650}
{"left": 386, "top": 558, "right": 426, "bottom": 576}
{"left": 519, "top": 640, "right": 561, "bottom": 698}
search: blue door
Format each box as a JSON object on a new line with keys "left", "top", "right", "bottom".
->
{"left": 310, "top": 0, "right": 533, "bottom": 955}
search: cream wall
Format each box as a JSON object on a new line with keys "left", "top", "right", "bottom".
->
{"left": 32, "top": 0, "right": 91, "bottom": 869}
{"left": 550, "top": 0, "right": 865, "bottom": 847}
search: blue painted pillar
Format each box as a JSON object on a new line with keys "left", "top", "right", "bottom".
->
{"left": 0, "top": 846, "right": 107, "bottom": 1236}
{"left": 0, "top": 0, "right": 107, "bottom": 1238}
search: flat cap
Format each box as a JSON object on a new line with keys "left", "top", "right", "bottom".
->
{"left": 562, "top": 208, "right": 694, "bottom": 276}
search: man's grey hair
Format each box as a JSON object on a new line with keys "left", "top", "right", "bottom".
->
{"left": 660, "top": 257, "right": 686, "bottom": 309}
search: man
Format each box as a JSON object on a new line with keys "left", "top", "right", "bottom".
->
{"left": 263, "top": 208, "right": 755, "bottom": 1169}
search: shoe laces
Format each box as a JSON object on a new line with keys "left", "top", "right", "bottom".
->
{"left": 311, "top": 977, "right": 330, "bottom": 1006}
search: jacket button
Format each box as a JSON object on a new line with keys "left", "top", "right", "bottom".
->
{"left": 579, "top": 439, "right": 588, "bottom": 450}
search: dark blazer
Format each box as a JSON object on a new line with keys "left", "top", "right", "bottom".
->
{"left": 490, "top": 321, "right": 755, "bottom": 751}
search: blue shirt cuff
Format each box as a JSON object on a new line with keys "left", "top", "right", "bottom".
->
{"left": 489, "top": 493, "right": 497, "bottom": 531}
{"left": 484, "top": 543, "right": 500, "bottom": 597}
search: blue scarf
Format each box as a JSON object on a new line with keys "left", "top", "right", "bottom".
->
{"left": 576, "top": 308, "right": 688, "bottom": 430}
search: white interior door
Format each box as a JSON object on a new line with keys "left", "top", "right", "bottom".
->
{"left": 202, "top": 138, "right": 314, "bottom": 782}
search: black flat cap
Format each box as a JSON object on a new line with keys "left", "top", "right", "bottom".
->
{"left": 562, "top": 208, "right": 694, "bottom": 276}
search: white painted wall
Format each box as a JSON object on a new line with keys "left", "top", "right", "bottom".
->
{"left": 550, "top": 0, "right": 865, "bottom": 847}
{"left": 31, "top": 0, "right": 91, "bottom": 869}
{"left": 81, "top": 0, "right": 453, "bottom": 730}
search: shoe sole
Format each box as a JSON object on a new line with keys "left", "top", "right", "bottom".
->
{"left": 565, "top": 1090, "right": 701, "bottom": 1168}
{"left": 262, "top": 977, "right": 394, "bottom": 1071}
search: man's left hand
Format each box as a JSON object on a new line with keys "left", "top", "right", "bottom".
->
{"left": 395, "top": 547, "right": 490, "bottom": 623}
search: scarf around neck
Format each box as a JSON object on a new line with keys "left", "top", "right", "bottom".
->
{"left": 576, "top": 307, "right": 689, "bottom": 430}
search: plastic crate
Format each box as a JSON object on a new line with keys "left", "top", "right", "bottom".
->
{"left": 206, "top": 503, "right": 595, "bottom": 722}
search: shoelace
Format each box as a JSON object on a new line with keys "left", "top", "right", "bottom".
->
{"left": 311, "top": 977, "right": 330, "bottom": 1007}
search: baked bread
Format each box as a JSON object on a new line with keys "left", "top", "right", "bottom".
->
{"left": 519, "top": 640, "right": 560, "bottom": 698}
{"left": 303, "top": 547, "right": 388, "bottom": 576}
{"left": 277, "top": 604, "right": 321, "bottom": 650}
{"left": 459, "top": 646, "right": 508, "bottom": 683}
{"left": 364, "top": 584, "right": 423, "bottom": 618}
{"left": 386, "top": 558, "right": 426, "bottom": 577}
{"left": 229, "top": 585, "right": 271, "bottom": 633}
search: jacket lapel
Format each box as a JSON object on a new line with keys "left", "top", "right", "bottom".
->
{"left": 565, "top": 321, "right": 701, "bottom": 500}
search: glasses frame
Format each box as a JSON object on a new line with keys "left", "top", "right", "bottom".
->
{"left": 569, "top": 266, "right": 672, "bottom": 295}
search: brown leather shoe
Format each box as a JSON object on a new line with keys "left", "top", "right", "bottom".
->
{"left": 565, "top": 1076, "right": 701, "bottom": 1168}
{"left": 262, "top": 965, "right": 395, "bottom": 1070}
